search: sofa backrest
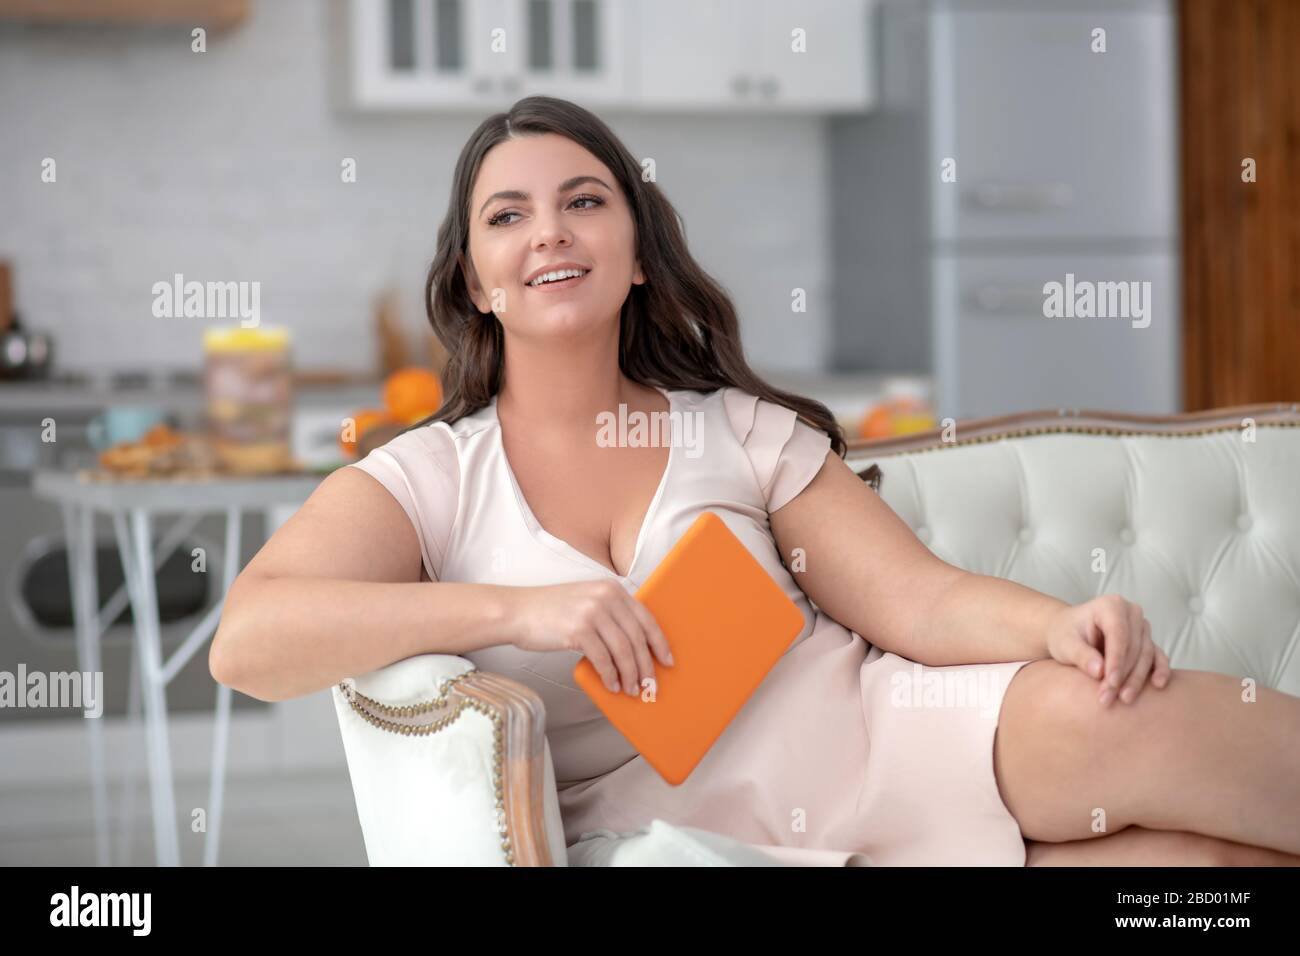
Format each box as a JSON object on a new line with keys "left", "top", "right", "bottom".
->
{"left": 845, "top": 405, "right": 1300, "bottom": 695}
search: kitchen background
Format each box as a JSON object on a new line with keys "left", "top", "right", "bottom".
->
{"left": 0, "top": 0, "right": 1293, "bottom": 864}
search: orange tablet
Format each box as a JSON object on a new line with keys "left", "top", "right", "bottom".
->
{"left": 572, "top": 510, "right": 806, "bottom": 786}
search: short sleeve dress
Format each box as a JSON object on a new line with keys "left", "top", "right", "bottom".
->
{"left": 348, "top": 385, "right": 1034, "bottom": 866}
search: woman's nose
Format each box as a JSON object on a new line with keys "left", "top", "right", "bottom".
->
{"left": 531, "top": 212, "right": 572, "bottom": 249}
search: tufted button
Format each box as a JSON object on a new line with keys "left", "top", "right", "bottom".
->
{"left": 916, "top": 525, "right": 931, "bottom": 543}
{"left": 1188, "top": 595, "right": 1204, "bottom": 614}
{"left": 1018, "top": 527, "right": 1033, "bottom": 543}
{"left": 1237, "top": 513, "right": 1253, "bottom": 532}
{"left": 1119, "top": 527, "right": 1135, "bottom": 545}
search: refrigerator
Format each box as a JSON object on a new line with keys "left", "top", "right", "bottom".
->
{"left": 834, "top": 0, "right": 1180, "bottom": 421}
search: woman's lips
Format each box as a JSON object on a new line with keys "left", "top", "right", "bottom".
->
{"left": 525, "top": 270, "right": 589, "bottom": 293}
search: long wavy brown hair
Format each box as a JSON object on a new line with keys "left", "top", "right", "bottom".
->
{"left": 411, "top": 94, "right": 880, "bottom": 489}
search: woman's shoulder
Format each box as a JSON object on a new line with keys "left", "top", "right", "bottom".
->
{"left": 345, "top": 419, "right": 469, "bottom": 581}
{"left": 346, "top": 420, "right": 467, "bottom": 527}
{"left": 362, "top": 401, "right": 496, "bottom": 470}
{"left": 365, "top": 420, "right": 461, "bottom": 476}
{"left": 708, "top": 386, "right": 835, "bottom": 514}
{"left": 711, "top": 386, "right": 808, "bottom": 443}
{"left": 667, "top": 384, "right": 820, "bottom": 445}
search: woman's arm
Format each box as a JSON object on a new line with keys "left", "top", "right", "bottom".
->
{"left": 209, "top": 467, "right": 514, "bottom": 703}
{"left": 769, "top": 450, "right": 1064, "bottom": 667}
{"left": 771, "top": 451, "right": 1172, "bottom": 704}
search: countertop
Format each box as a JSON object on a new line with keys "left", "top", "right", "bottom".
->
{"left": 0, "top": 369, "right": 927, "bottom": 417}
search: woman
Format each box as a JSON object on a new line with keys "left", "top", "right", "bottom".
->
{"left": 210, "top": 96, "right": 1300, "bottom": 866}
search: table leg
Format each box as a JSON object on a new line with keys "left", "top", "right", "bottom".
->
{"left": 126, "top": 508, "right": 181, "bottom": 867}
{"left": 62, "top": 501, "right": 110, "bottom": 867}
{"left": 116, "top": 636, "right": 141, "bottom": 865}
{"left": 206, "top": 682, "right": 232, "bottom": 866}
{"left": 204, "top": 505, "right": 241, "bottom": 867}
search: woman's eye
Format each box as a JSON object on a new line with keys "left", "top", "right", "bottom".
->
{"left": 486, "top": 194, "right": 603, "bottom": 227}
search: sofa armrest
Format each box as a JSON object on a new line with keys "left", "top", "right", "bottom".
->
{"left": 331, "top": 653, "right": 567, "bottom": 866}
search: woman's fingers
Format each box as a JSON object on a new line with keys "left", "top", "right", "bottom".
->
{"left": 594, "top": 609, "right": 641, "bottom": 696}
{"left": 605, "top": 597, "right": 656, "bottom": 695}
{"left": 626, "top": 594, "right": 673, "bottom": 667}
{"left": 1126, "top": 603, "right": 1146, "bottom": 674}
{"left": 1098, "top": 600, "right": 1131, "bottom": 704}
{"left": 1060, "top": 620, "right": 1105, "bottom": 678}
{"left": 1101, "top": 601, "right": 1143, "bottom": 704}
{"left": 1152, "top": 640, "right": 1172, "bottom": 688}
{"left": 579, "top": 629, "right": 621, "bottom": 694}
{"left": 1119, "top": 628, "right": 1155, "bottom": 704}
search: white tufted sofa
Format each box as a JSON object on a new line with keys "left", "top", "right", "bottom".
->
{"left": 331, "top": 403, "right": 1300, "bottom": 865}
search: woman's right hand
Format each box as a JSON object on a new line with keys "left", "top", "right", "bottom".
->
{"left": 504, "top": 581, "right": 674, "bottom": 697}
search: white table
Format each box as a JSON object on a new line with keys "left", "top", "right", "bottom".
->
{"left": 32, "top": 468, "right": 323, "bottom": 867}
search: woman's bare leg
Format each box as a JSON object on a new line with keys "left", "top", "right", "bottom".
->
{"left": 1025, "top": 826, "right": 1300, "bottom": 866}
{"left": 992, "top": 659, "right": 1300, "bottom": 854}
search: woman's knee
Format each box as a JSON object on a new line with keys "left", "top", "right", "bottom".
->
{"left": 997, "top": 658, "right": 1156, "bottom": 838}
{"left": 1005, "top": 656, "right": 1181, "bottom": 766}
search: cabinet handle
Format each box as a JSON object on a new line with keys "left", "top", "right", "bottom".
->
{"left": 758, "top": 75, "right": 779, "bottom": 99}
{"left": 967, "top": 182, "right": 1073, "bottom": 211}
{"left": 967, "top": 284, "right": 1047, "bottom": 314}
{"left": 472, "top": 76, "right": 493, "bottom": 94}
{"left": 502, "top": 75, "right": 520, "bottom": 94}
{"left": 731, "top": 74, "right": 752, "bottom": 96}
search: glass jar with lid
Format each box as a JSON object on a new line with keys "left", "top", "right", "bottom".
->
{"left": 203, "top": 326, "right": 295, "bottom": 475}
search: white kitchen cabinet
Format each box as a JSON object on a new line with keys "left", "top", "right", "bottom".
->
{"left": 636, "top": 0, "right": 874, "bottom": 112}
{"left": 631, "top": 0, "right": 742, "bottom": 107}
{"left": 347, "top": 0, "right": 630, "bottom": 110}
{"left": 347, "top": 0, "right": 874, "bottom": 112}
{"left": 836, "top": 0, "right": 1180, "bottom": 419}
{"left": 746, "top": 0, "right": 874, "bottom": 110}
{"left": 515, "top": 0, "right": 630, "bottom": 104}
{"left": 348, "top": 0, "right": 481, "bottom": 108}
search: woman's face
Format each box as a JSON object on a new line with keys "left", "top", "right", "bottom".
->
{"left": 462, "top": 132, "right": 644, "bottom": 340}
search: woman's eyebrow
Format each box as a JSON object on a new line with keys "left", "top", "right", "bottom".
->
{"left": 477, "top": 175, "right": 612, "bottom": 217}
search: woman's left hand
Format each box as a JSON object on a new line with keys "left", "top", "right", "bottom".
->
{"left": 1044, "top": 595, "right": 1172, "bottom": 706}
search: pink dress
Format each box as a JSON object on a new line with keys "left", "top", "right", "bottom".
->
{"left": 349, "top": 384, "right": 1033, "bottom": 866}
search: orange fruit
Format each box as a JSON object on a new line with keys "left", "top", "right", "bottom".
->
{"left": 857, "top": 405, "right": 894, "bottom": 440}
{"left": 383, "top": 367, "right": 443, "bottom": 421}
{"left": 856, "top": 399, "right": 937, "bottom": 440}
{"left": 339, "top": 408, "right": 399, "bottom": 458}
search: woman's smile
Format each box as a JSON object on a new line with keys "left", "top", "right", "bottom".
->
{"left": 525, "top": 269, "right": 591, "bottom": 294}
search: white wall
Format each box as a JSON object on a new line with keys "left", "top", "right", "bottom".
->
{"left": 0, "top": 0, "right": 832, "bottom": 374}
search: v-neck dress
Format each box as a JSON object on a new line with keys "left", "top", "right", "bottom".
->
{"left": 348, "top": 385, "right": 1033, "bottom": 866}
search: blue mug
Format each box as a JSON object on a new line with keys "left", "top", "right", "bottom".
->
{"left": 87, "top": 406, "right": 169, "bottom": 450}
